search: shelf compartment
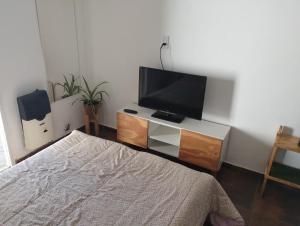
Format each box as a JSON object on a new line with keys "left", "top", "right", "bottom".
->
{"left": 270, "top": 162, "right": 300, "bottom": 186}
{"left": 148, "top": 139, "right": 179, "bottom": 158}
{"left": 149, "top": 123, "right": 180, "bottom": 146}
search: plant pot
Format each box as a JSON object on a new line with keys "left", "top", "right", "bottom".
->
{"left": 83, "top": 104, "right": 101, "bottom": 136}
{"left": 83, "top": 104, "right": 100, "bottom": 120}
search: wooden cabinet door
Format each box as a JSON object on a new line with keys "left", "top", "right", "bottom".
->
{"left": 179, "top": 130, "right": 222, "bottom": 171}
{"left": 117, "top": 112, "right": 148, "bottom": 148}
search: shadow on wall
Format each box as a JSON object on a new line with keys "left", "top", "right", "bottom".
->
{"left": 202, "top": 75, "right": 236, "bottom": 122}
{"left": 227, "top": 127, "right": 272, "bottom": 173}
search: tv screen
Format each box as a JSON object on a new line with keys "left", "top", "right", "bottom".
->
{"left": 138, "top": 67, "right": 207, "bottom": 120}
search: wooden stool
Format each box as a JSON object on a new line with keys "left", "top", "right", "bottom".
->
{"left": 261, "top": 126, "right": 300, "bottom": 196}
{"left": 83, "top": 105, "right": 100, "bottom": 136}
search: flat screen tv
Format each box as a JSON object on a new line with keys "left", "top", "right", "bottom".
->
{"left": 138, "top": 66, "right": 207, "bottom": 123}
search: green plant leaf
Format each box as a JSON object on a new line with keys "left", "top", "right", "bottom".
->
{"left": 78, "top": 76, "right": 108, "bottom": 106}
{"left": 55, "top": 74, "right": 81, "bottom": 98}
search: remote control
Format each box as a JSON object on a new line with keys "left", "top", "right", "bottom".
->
{"left": 124, "top": 109, "right": 138, "bottom": 114}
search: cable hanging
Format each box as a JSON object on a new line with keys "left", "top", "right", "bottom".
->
{"left": 160, "top": 43, "right": 167, "bottom": 70}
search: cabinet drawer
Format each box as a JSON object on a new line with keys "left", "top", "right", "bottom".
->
{"left": 179, "top": 130, "right": 222, "bottom": 171}
{"left": 117, "top": 112, "right": 148, "bottom": 148}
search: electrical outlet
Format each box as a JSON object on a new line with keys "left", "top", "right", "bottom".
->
{"left": 162, "top": 35, "right": 170, "bottom": 48}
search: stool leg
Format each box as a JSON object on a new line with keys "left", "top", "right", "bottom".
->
{"left": 94, "top": 111, "right": 100, "bottom": 137}
{"left": 261, "top": 177, "right": 267, "bottom": 196}
{"left": 84, "top": 114, "right": 90, "bottom": 135}
{"left": 261, "top": 145, "right": 278, "bottom": 196}
{"left": 95, "top": 121, "right": 100, "bottom": 137}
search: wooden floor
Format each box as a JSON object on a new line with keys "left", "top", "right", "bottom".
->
{"left": 94, "top": 126, "right": 300, "bottom": 226}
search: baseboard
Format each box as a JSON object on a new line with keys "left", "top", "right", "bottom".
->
{"left": 222, "top": 162, "right": 263, "bottom": 177}
{"left": 99, "top": 123, "right": 117, "bottom": 131}
{"left": 16, "top": 132, "right": 71, "bottom": 164}
{"left": 223, "top": 160, "right": 264, "bottom": 175}
{"left": 77, "top": 124, "right": 116, "bottom": 133}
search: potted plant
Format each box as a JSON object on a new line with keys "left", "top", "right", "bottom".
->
{"left": 79, "top": 76, "right": 108, "bottom": 119}
{"left": 55, "top": 73, "right": 80, "bottom": 99}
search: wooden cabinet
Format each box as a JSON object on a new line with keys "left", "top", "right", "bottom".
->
{"left": 117, "top": 105, "right": 230, "bottom": 172}
{"left": 117, "top": 112, "right": 148, "bottom": 148}
{"left": 179, "top": 130, "right": 222, "bottom": 172}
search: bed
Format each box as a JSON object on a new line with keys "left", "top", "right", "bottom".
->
{"left": 0, "top": 130, "right": 244, "bottom": 226}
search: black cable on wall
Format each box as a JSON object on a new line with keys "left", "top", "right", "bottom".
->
{"left": 160, "top": 43, "right": 167, "bottom": 70}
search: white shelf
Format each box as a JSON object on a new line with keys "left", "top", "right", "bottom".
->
{"left": 149, "top": 124, "right": 180, "bottom": 146}
{"left": 148, "top": 139, "right": 179, "bottom": 158}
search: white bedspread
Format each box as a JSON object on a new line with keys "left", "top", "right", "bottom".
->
{"left": 0, "top": 130, "right": 244, "bottom": 226}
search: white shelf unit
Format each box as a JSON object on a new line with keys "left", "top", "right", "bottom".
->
{"left": 148, "top": 122, "right": 180, "bottom": 157}
{"left": 149, "top": 123, "right": 180, "bottom": 146}
{"left": 148, "top": 139, "right": 179, "bottom": 158}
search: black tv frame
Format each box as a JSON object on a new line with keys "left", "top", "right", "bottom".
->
{"left": 138, "top": 66, "right": 207, "bottom": 123}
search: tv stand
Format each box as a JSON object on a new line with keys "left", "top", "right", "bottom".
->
{"left": 152, "top": 110, "right": 185, "bottom": 123}
{"left": 117, "top": 104, "right": 231, "bottom": 173}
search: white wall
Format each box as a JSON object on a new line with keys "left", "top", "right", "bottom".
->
{"left": 51, "top": 95, "right": 83, "bottom": 140}
{"left": 162, "top": 0, "right": 300, "bottom": 172}
{"left": 83, "top": 0, "right": 300, "bottom": 173}
{"left": 0, "top": 0, "right": 48, "bottom": 161}
{"left": 36, "top": 0, "right": 85, "bottom": 138}
{"left": 81, "top": 0, "right": 163, "bottom": 127}
{"left": 36, "top": 0, "right": 80, "bottom": 101}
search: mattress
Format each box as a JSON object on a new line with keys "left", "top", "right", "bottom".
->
{"left": 0, "top": 130, "right": 244, "bottom": 226}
